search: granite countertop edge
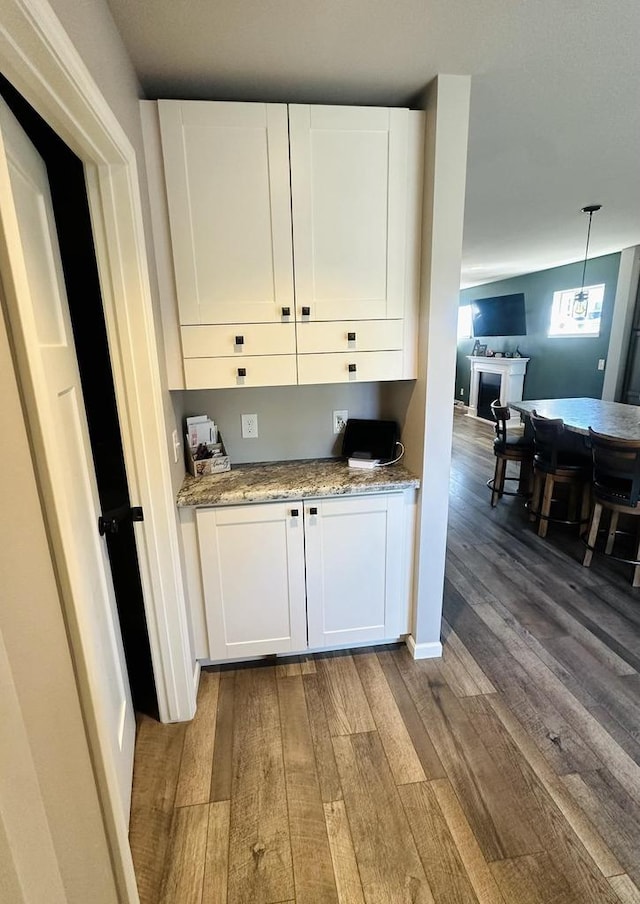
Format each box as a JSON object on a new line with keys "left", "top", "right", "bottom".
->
{"left": 177, "top": 457, "right": 420, "bottom": 507}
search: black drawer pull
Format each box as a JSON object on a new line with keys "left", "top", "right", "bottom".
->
{"left": 235, "top": 335, "right": 244, "bottom": 345}
{"left": 237, "top": 367, "right": 246, "bottom": 377}
{"left": 302, "top": 306, "right": 311, "bottom": 316}
{"left": 291, "top": 508, "right": 299, "bottom": 517}
{"left": 348, "top": 363, "right": 357, "bottom": 373}
{"left": 348, "top": 331, "right": 356, "bottom": 341}
{"left": 282, "top": 306, "right": 290, "bottom": 317}
{"left": 309, "top": 506, "right": 318, "bottom": 515}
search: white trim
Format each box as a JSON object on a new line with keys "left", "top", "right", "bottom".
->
{"left": 85, "top": 164, "right": 195, "bottom": 725}
{"left": 0, "top": 1, "right": 198, "bottom": 901}
{"left": 0, "top": 0, "right": 196, "bottom": 723}
{"left": 193, "top": 658, "right": 201, "bottom": 694}
{"left": 405, "top": 635, "right": 443, "bottom": 660}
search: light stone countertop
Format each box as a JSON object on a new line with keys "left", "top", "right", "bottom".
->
{"left": 176, "top": 457, "right": 420, "bottom": 507}
{"left": 510, "top": 398, "right": 640, "bottom": 440}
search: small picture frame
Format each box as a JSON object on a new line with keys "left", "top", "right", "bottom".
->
{"left": 475, "top": 344, "right": 487, "bottom": 356}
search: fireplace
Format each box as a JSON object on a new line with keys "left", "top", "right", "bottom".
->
{"left": 477, "top": 372, "right": 501, "bottom": 421}
{"left": 466, "top": 356, "right": 530, "bottom": 426}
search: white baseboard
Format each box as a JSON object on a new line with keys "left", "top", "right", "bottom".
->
{"left": 405, "top": 636, "right": 443, "bottom": 660}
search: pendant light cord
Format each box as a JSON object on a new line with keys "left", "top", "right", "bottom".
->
{"left": 581, "top": 210, "right": 594, "bottom": 291}
{"left": 579, "top": 204, "right": 602, "bottom": 293}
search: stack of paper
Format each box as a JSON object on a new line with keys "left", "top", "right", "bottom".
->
{"left": 186, "top": 415, "right": 217, "bottom": 448}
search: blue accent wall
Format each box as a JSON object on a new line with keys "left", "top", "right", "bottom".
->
{"left": 455, "top": 252, "right": 621, "bottom": 403}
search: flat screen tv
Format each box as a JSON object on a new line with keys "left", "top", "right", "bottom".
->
{"left": 471, "top": 293, "right": 527, "bottom": 337}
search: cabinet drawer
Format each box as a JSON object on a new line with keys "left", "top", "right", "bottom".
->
{"left": 297, "top": 351, "right": 403, "bottom": 385}
{"left": 184, "top": 354, "right": 297, "bottom": 389}
{"left": 296, "top": 319, "right": 403, "bottom": 354}
{"left": 181, "top": 323, "right": 296, "bottom": 358}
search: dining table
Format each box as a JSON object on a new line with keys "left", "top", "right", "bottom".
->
{"left": 509, "top": 397, "right": 640, "bottom": 441}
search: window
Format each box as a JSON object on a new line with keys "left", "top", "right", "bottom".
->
{"left": 457, "top": 304, "right": 472, "bottom": 340}
{"left": 548, "top": 284, "right": 604, "bottom": 337}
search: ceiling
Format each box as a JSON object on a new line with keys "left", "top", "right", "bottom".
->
{"left": 106, "top": 0, "right": 640, "bottom": 288}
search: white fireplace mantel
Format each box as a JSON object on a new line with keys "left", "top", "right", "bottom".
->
{"left": 466, "top": 356, "right": 530, "bottom": 426}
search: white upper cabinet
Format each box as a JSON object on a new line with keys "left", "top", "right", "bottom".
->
{"left": 158, "top": 101, "right": 294, "bottom": 325}
{"left": 289, "top": 105, "right": 409, "bottom": 322}
{"left": 147, "top": 100, "right": 422, "bottom": 387}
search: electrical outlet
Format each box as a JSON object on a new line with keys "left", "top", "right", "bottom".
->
{"left": 171, "top": 429, "right": 181, "bottom": 463}
{"left": 460, "top": 388, "right": 465, "bottom": 397}
{"left": 597, "top": 358, "right": 606, "bottom": 371}
{"left": 333, "top": 410, "right": 348, "bottom": 435}
{"left": 241, "top": 413, "right": 259, "bottom": 439}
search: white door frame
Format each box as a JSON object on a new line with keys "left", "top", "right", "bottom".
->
{"left": 0, "top": 0, "right": 195, "bottom": 720}
{"left": 0, "top": 0, "right": 196, "bottom": 898}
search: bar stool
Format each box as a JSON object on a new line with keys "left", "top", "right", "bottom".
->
{"left": 529, "top": 412, "right": 592, "bottom": 538}
{"left": 488, "top": 400, "right": 534, "bottom": 507}
{"left": 583, "top": 427, "right": 640, "bottom": 586}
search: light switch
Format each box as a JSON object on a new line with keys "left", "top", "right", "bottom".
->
{"left": 597, "top": 358, "right": 605, "bottom": 371}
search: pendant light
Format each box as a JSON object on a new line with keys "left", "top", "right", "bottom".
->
{"left": 573, "top": 204, "right": 602, "bottom": 320}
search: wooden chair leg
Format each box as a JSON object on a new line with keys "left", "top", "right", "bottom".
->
{"left": 583, "top": 501, "right": 603, "bottom": 567}
{"left": 605, "top": 511, "right": 619, "bottom": 555}
{"left": 491, "top": 456, "right": 505, "bottom": 507}
{"left": 568, "top": 483, "right": 579, "bottom": 524}
{"left": 538, "top": 474, "right": 555, "bottom": 538}
{"left": 519, "top": 459, "right": 533, "bottom": 497}
{"left": 580, "top": 483, "right": 592, "bottom": 537}
{"left": 530, "top": 470, "right": 542, "bottom": 522}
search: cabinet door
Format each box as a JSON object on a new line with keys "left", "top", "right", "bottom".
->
{"left": 196, "top": 503, "right": 306, "bottom": 660}
{"left": 304, "top": 494, "right": 404, "bottom": 648}
{"left": 290, "top": 105, "right": 409, "bottom": 322}
{"left": 159, "top": 101, "right": 294, "bottom": 325}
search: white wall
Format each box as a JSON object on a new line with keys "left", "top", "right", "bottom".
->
{"left": 602, "top": 245, "right": 640, "bottom": 400}
{"left": 391, "top": 75, "right": 471, "bottom": 652}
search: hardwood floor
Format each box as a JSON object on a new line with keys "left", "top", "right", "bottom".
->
{"left": 129, "top": 411, "right": 640, "bottom": 903}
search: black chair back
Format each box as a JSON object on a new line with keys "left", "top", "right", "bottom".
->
{"left": 589, "top": 428, "right": 640, "bottom": 507}
{"left": 490, "top": 400, "right": 509, "bottom": 444}
{"left": 529, "top": 411, "right": 565, "bottom": 469}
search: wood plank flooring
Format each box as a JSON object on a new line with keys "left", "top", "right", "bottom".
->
{"left": 130, "top": 411, "right": 640, "bottom": 903}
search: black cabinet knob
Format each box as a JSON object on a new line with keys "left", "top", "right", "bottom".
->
{"left": 291, "top": 508, "right": 299, "bottom": 517}
{"left": 348, "top": 363, "right": 357, "bottom": 373}
{"left": 302, "top": 306, "right": 311, "bottom": 316}
{"left": 282, "top": 306, "right": 290, "bottom": 317}
{"left": 309, "top": 506, "right": 318, "bottom": 515}
{"left": 348, "top": 331, "right": 356, "bottom": 341}
{"left": 235, "top": 335, "right": 244, "bottom": 345}
{"left": 237, "top": 367, "right": 246, "bottom": 377}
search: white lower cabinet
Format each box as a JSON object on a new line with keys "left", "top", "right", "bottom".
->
{"left": 196, "top": 501, "right": 307, "bottom": 660}
{"left": 304, "top": 494, "right": 404, "bottom": 647}
{"left": 193, "top": 492, "right": 410, "bottom": 661}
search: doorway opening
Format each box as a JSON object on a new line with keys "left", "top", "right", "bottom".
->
{"left": 0, "top": 74, "right": 158, "bottom": 718}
